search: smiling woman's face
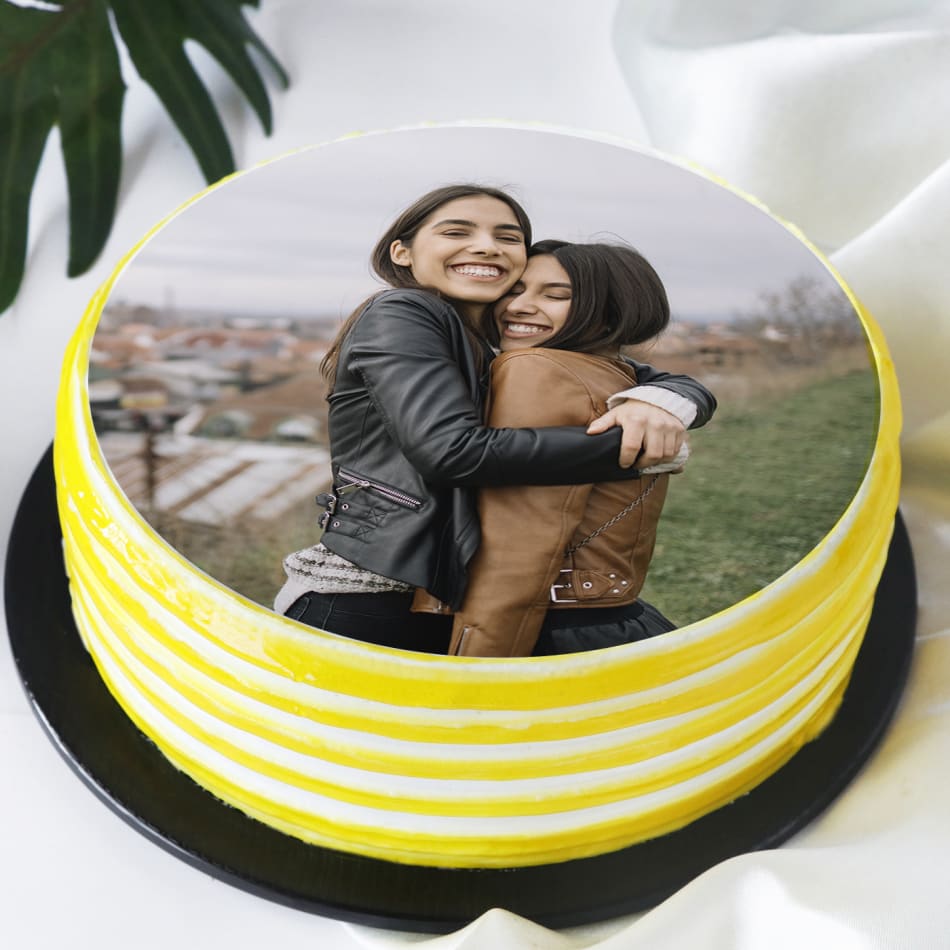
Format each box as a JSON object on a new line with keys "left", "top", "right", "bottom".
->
{"left": 388, "top": 195, "right": 527, "bottom": 321}
{"left": 494, "top": 254, "right": 573, "bottom": 351}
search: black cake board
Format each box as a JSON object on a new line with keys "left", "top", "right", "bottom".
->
{"left": 5, "top": 446, "right": 916, "bottom": 933}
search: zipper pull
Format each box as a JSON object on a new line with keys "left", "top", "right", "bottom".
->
{"left": 336, "top": 479, "right": 370, "bottom": 495}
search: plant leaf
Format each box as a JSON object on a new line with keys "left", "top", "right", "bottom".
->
{"left": 52, "top": 0, "right": 126, "bottom": 276}
{"left": 110, "top": 0, "right": 235, "bottom": 184}
{"left": 0, "top": 0, "right": 287, "bottom": 314}
{"left": 176, "top": 0, "right": 288, "bottom": 135}
{"left": 215, "top": 0, "right": 290, "bottom": 86}
{"left": 110, "top": 0, "right": 287, "bottom": 181}
{"left": 219, "top": 0, "right": 290, "bottom": 91}
{"left": 0, "top": 3, "right": 60, "bottom": 313}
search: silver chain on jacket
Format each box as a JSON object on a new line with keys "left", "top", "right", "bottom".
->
{"left": 565, "top": 475, "right": 660, "bottom": 556}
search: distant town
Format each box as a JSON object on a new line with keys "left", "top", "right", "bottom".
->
{"left": 91, "top": 302, "right": 336, "bottom": 531}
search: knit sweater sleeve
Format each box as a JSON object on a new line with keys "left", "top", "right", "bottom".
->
{"left": 609, "top": 358, "right": 717, "bottom": 429}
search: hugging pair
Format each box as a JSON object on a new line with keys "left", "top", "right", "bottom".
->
{"left": 274, "top": 185, "right": 716, "bottom": 657}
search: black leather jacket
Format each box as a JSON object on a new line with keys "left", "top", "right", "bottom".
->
{"left": 319, "top": 289, "right": 715, "bottom": 608}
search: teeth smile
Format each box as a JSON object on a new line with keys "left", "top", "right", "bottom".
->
{"left": 453, "top": 265, "right": 502, "bottom": 277}
{"left": 506, "top": 323, "right": 547, "bottom": 334}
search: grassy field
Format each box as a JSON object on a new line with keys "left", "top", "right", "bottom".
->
{"left": 640, "top": 368, "right": 880, "bottom": 625}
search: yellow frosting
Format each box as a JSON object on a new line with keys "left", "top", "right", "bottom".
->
{"left": 54, "top": 158, "right": 901, "bottom": 869}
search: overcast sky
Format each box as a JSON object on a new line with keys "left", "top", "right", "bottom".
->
{"left": 109, "top": 124, "right": 848, "bottom": 322}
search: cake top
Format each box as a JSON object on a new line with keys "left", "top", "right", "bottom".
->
{"left": 86, "top": 126, "right": 881, "bottom": 629}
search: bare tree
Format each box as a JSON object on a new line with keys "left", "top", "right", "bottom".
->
{"left": 736, "top": 275, "right": 865, "bottom": 362}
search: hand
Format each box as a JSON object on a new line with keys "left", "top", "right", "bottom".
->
{"left": 587, "top": 400, "right": 686, "bottom": 469}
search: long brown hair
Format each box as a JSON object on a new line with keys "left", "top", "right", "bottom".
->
{"left": 320, "top": 184, "right": 532, "bottom": 387}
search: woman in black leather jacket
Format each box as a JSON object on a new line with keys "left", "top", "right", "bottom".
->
{"left": 275, "top": 185, "right": 715, "bottom": 652}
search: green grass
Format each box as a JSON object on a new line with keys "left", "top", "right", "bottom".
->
{"left": 640, "top": 369, "right": 880, "bottom": 625}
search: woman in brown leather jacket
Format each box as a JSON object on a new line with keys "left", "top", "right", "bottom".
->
{"left": 448, "top": 241, "right": 688, "bottom": 657}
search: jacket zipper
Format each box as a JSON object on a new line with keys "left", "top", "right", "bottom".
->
{"left": 336, "top": 467, "right": 423, "bottom": 510}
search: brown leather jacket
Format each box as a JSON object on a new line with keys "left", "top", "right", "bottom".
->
{"left": 414, "top": 348, "right": 671, "bottom": 657}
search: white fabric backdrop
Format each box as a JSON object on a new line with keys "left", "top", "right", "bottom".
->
{"left": 2, "top": 2, "right": 948, "bottom": 946}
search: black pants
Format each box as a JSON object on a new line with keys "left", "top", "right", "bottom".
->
{"left": 533, "top": 599, "right": 676, "bottom": 655}
{"left": 285, "top": 591, "right": 675, "bottom": 657}
{"left": 284, "top": 590, "right": 452, "bottom": 654}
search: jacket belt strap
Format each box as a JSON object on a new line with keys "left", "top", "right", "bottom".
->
{"left": 550, "top": 568, "right": 633, "bottom": 603}
{"left": 313, "top": 482, "right": 368, "bottom": 542}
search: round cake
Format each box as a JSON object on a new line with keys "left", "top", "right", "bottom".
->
{"left": 45, "top": 128, "right": 903, "bottom": 910}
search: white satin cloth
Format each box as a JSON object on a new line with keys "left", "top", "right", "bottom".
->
{"left": 1, "top": 2, "right": 948, "bottom": 947}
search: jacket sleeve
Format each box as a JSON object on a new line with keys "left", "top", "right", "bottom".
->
{"left": 344, "top": 292, "right": 641, "bottom": 487}
{"left": 620, "top": 358, "right": 717, "bottom": 429}
{"left": 450, "top": 352, "right": 595, "bottom": 657}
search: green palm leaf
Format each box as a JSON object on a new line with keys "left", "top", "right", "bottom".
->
{"left": 1, "top": 2, "right": 64, "bottom": 312}
{"left": 0, "top": 0, "right": 287, "bottom": 314}
{"left": 176, "top": 0, "right": 289, "bottom": 135}
{"left": 53, "top": 1, "right": 125, "bottom": 277}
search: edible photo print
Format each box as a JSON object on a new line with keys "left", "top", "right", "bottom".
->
{"left": 90, "top": 125, "right": 878, "bottom": 640}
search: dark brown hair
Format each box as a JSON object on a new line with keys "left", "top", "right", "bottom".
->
{"left": 479, "top": 239, "right": 670, "bottom": 354}
{"left": 320, "top": 184, "right": 532, "bottom": 386}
